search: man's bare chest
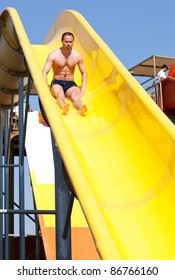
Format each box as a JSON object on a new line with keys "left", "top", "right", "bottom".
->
{"left": 54, "top": 56, "right": 77, "bottom": 68}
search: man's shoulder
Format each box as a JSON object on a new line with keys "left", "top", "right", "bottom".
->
{"left": 48, "top": 48, "right": 60, "bottom": 59}
{"left": 157, "top": 69, "right": 163, "bottom": 74}
{"left": 72, "top": 49, "right": 82, "bottom": 59}
{"left": 51, "top": 48, "right": 60, "bottom": 55}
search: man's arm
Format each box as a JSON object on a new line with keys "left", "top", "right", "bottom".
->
{"left": 42, "top": 52, "right": 54, "bottom": 85}
{"left": 77, "top": 54, "right": 87, "bottom": 96}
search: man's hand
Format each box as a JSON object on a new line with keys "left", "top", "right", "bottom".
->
{"left": 80, "top": 87, "right": 85, "bottom": 97}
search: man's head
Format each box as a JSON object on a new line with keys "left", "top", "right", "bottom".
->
{"left": 61, "top": 32, "right": 74, "bottom": 42}
{"left": 61, "top": 32, "right": 74, "bottom": 50}
{"left": 161, "top": 64, "right": 168, "bottom": 71}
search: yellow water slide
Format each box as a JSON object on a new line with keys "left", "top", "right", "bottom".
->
{"left": 1, "top": 7, "right": 175, "bottom": 260}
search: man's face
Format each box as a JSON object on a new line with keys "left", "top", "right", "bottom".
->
{"left": 62, "top": 35, "right": 74, "bottom": 49}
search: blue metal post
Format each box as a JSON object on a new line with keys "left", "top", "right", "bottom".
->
{"left": 51, "top": 134, "right": 72, "bottom": 260}
{"left": 4, "top": 111, "right": 10, "bottom": 259}
{"left": 0, "top": 109, "right": 4, "bottom": 259}
{"left": 18, "top": 76, "right": 25, "bottom": 259}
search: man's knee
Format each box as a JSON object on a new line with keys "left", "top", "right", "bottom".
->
{"left": 71, "top": 93, "right": 81, "bottom": 102}
{"left": 70, "top": 88, "right": 81, "bottom": 98}
{"left": 52, "top": 88, "right": 64, "bottom": 99}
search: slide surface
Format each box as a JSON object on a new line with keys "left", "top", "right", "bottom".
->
{"left": 1, "top": 8, "right": 175, "bottom": 259}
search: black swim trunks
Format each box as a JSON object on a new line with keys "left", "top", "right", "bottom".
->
{"left": 51, "top": 80, "right": 78, "bottom": 93}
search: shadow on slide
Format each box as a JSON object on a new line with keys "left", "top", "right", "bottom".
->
{"left": 1, "top": 7, "right": 175, "bottom": 259}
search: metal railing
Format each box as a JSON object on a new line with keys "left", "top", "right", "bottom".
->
{"left": 0, "top": 76, "right": 73, "bottom": 260}
{"left": 145, "top": 81, "right": 163, "bottom": 109}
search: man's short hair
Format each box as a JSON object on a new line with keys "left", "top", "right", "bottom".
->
{"left": 161, "top": 64, "right": 168, "bottom": 70}
{"left": 61, "top": 32, "right": 74, "bottom": 41}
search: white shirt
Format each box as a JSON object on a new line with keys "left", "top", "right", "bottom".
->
{"left": 157, "top": 69, "right": 166, "bottom": 81}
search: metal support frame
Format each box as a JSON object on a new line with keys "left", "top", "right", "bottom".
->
{"left": 0, "top": 108, "right": 3, "bottom": 259}
{"left": 0, "top": 74, "right": 75, "bottom": 259}
{"left": 51, "top": 133, "right": 74, "bottom": 260}
{"left": 0, "top": 76, "right": 45, "bottom": 259}
{"left": 4, "top": 109, "right": 10, "bottom": 259}
{"left": 18, "top": 76, "right": 25, "bottom": 259}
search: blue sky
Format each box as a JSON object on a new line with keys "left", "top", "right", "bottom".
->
{"left": 1, "top": 0, "right": 175, "bottom": 69}
{"left": 1, "top": 0, "right": 175, "bottom": 234}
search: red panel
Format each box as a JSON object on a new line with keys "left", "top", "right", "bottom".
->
{"left": 161, "top": 77, "right": 175, "bottom": 115}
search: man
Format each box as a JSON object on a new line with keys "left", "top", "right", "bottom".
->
{"left": 150, "top": 64, "right": 168, "bottom": 91}
{"left": 42, "top": 32, "right": 87, "bottom": 115}
{"left": 157, "top": 64, "right": 168, "bottom": 82}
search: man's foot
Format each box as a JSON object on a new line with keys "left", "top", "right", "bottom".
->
{"left": 79, "top": 105, "right": 87, "bottom": 116}
{"left": 62, "top": 103, "right": 70, "bottom": 114}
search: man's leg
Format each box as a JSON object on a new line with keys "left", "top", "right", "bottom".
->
{"left": 66, "top": 87, "right": 87, "bottom": 115}
{"left": 51, "top": 85, "right": 70, "bottom": 114}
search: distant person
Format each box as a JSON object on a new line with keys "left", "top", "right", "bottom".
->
{"left": 11, "top": 112, "right": 19, "bottom": 132}
{"left": 150, "top": 64, "right": 168, "bottom": 91}
{"left": 156, "top": 64, "right": 168, "bottom": 82}
{"left": 147, "top": 64, "right": 168, "bottom": 104}
{"left": 42, "top": 32, "right": 87, "bottom": 115}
